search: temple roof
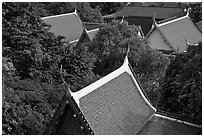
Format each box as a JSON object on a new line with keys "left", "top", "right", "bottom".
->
{"left": 44, "top": 55, "right": 201, "bottom": 135}
{"left": 103, "top": 6, "right": 186, "bottom": 20}
{"left": 147, "top": 13, "right": 202, "bottom": 52}
{"left": 42, "top": 10, "right": 84, "bottom": 43}
{"left": 83, "top": 22, "right": 101, "bottom": 31}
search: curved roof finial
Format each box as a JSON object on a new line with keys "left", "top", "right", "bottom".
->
{"left": 186, "top": 8, "right": 191, "bottom": 16}
{"left": 74, "top": 9, "right": 77, "bottom": 14}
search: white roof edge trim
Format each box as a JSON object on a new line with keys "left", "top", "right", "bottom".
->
{"left": 154, "top": 113, "right": 202, "bottom": 128}
{"left": 87, "top": 28, "right": 99, "bottom": 33}
{"left": 125, "top": 60, "right": 157, "bottom": 112}
{"left": 69, "top": 39, "right": 79, "bottom": 44}
{"left": 41, "top": 11, "right": 84, "bottom": 29}
{"left": 72, "top": 57, "right": 129, "bottom": 104}
{"left": 157, "top": 14, "right": 188, "bottom": 27}
{"left": 41, "top": 12, "right": 76, "bottom": 20}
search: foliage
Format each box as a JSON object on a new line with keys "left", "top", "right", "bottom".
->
{"left": 89, "top": 2, "right": 127, "bottom": 16}
{"left": 87, "top": 20, "right": 141, "bottom": 75}
{"left": 158, "top": 42, "right": 202, "bottom": 124}
{"left": 189, "top": 2, "right": 202, "bottom": 23}
{"left": 42, "top": 2, "right": 103, "bottom": 23}
{"left": 86, "top": 20, "right": 170, "bottom": 105}
{"left": 2, "top": 2, "right": 98, "bottom": 135}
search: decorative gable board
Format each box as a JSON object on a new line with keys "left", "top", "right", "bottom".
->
{"left": 42, "top": 12, "right": 84, "bottom": 43}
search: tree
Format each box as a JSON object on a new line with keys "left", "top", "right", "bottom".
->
{"left": 85, "top": 20, "right": 169, "bottom": 105}
{"left": 43, "top": 2, "right": 103, "bottom": 23}
{"left": 89, "top": 2, "right": 127, "bottom": 16}
{"left": 158, "top": 42, "right": 202, "bottom": 124}
{"left": 189, "top": 2, "right": 202, "bottom": 23}
{"left": 2, "top": 2, "right": 99, "bottom": 135}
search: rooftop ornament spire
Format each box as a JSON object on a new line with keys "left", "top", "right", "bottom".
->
{"left": 74, "top": 9, "right": 77, "bottom": 14}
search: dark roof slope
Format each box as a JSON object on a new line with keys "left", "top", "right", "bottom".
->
{"left": 137, "top": 114, "right": 201, "bottom": 135}
{"left": 83, "top": 22, "right": 101, "bottom": 31}
{"left": 103, "top": 7, "right": 186, "bottom": 19}
{"left": 196, "top": 21, "right": 202, "bottom": 32}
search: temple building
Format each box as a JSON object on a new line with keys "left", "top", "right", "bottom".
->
{"left": 43, "top": 54, "right": 201, "bottom": 135}
{"left": 147, "top": 10, "right": 202, "bottom": 53}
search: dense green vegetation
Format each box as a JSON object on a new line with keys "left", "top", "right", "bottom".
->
{"left": 158, "top": 42, "right": 202, "bottom": 124}
{"left": 2, "top": 2, "right": 202, "bottom": 135}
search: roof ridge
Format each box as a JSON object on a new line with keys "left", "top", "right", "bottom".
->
{"left": 71, "top": 56, "right": 128, "bottom": 103}
{"left": 157, "top": 16, "right": 178, "bottom": 24}
{"left": 41, "top": 11, "right": 76, "bottom": 19}
{"left": 157, "top": 14, "right": 188, "bottom": 27}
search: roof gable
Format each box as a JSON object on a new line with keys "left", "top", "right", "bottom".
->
{"left": 44, "top": 55, "right": 201, "bottom": 135}
{"left": 42, "top": 11, "right": 84, "bottom": 42}
{"left": 148, "top": 14, "right": 202, "bottom": 52}
{"left": 103, "top": 7, "right": 186, "bottom": 19}
{"left": 71, "top": 56, "right": 156, "bottom": 134}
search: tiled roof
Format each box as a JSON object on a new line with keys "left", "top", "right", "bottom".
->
{"left": 83, "top": 22, "right": 101, "bottom": 31}
{"left": 137, "top": 114, "right": 201, "bottom": 135}
{"left": 103, "top": 6, "right": 186, "bottom": 20}
{"left": 44, "top": 56, "right": 201, "bottom": 135}
{"left": 71, "top": 56, "right": 201, "bottom": 135}
{"left": 196, "top": 21, "right": 202, "bottom": 32}
{"left": 147, "top": 14, "right": 202, "bottom": 52}
{"left": 71, "top": 57, "right": 155, "bottom": 135}
{"left": 74, "top": 28, "right": 99, "bottom": 48}
{"left": 42, "top": 11, "right": 84, "bottom": 43}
